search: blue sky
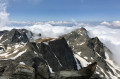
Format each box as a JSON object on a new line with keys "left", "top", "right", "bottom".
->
{"left": 7, "top": 0, "right": 120, "bottom": 21}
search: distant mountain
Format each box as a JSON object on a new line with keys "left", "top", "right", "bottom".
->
{"left": 0, "top": 29, "right": 32, "bottom": 44}
{"left": 0, "top": 28, "right": 119, "bottom": 79}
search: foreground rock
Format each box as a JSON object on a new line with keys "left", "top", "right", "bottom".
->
{"left": 0, "top": 36, "right": 80, "bottom": 79}
{"left": 11, "top": 64, "right": 35, "bottom": 79}
{"left": 50, "top": 62, "right": 97, "bottom": 79}
{"left": 0, "top": 61, "right": 97, "bottom": 79}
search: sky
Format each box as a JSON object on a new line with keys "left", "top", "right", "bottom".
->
{"left": 4, "top": 0, "right": 120, "bottom": 21}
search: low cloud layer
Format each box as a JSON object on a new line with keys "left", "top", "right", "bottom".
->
{"left": 101, "top": 21, "right": 120, "bottom": 27}
{"left": 1, "top": 21, "right": 120, "bottom": 66}
{"left": 85, "top": 25, "right": 120, "bottom": 65}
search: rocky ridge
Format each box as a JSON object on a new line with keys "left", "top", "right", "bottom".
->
{"left": 0, "top": 28, "right": 119, "bottom": 79}
{"left": 63, "top": 27, "right": 120, "bottom": 79}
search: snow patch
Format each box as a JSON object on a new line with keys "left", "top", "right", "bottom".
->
{"left": 105, "top": 52, "right": 120, "bottom": 77}
{"left": 19, "top": 62, "right": 25, "bottom": 65}
{"left": 1, "top": 39, "right": 8, "bottom": 43}
{"left": 14, "top": 44, "right": 25, "bottom": 49}
{"left": 77, "top": 51, "right": 82, "bottom": 55}
{"left": 34, "top": 51, "right": 38, "bottom": 56}
{"left": 10, "top": 49, "right": 27, "bottom": 60}
{"left": 0, "top": 35, "right": 3, "bottom": 40}
{"left": 74, "top": 55, "right": 81, "bottom": 70}
{"left": 107, "top": 71, "right": 118, "bottom": 79}
{"left": 48, "top": 64, "right": 54, "bottom": 73}
{"left": 74, "top": 54, "right": 90, "bottom": 67}
{"left": 53, "top": 53, "right": 62, "bottom": 67}
{"left": 98, "top": 66, "right": 109, "bottom": 79}
{"left": 80, "top": 42, "right": 85, "bottom": 45}
{"left": 5, "top": 50, "right": 19, "bottom": 58}
{"left": 84, "top": 56, "right": 88, "bottom": 59}
{"left": 43, "top": 42, "right": 49, "bottom": 45}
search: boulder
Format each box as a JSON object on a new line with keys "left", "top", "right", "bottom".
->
{"left": 37, "top": 62, "right": 50, "bottom": 79}
{"left": 11, "top": 64, "right": 35, "bottom": 79}
{"left": 50, "top": 62, "right": 97, "bottom": 79}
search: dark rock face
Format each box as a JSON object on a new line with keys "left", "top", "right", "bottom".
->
{"left": 0, "top": 29, "right": 31, "bottom": 44}
{"left": 0, "top": 65, "right": 6, "bottom": 76}
{"left": 37, "top": 37, "right": 77, "bottom": 71}
{"left": 0, "top": 30, "right": 8, "bottom": 36}
{"left": 11, "top": 30, "right": 29, "bottom": 43}
{"left": 87, "top": 37, "right": 106, "bottom": 59}
{"left": 0, "top": 36, "right": 81, "bottom": 79}
{"left": 37, "top": 62, "right": 50, "bottom": 79}
{"left": 0, "top": 35, "right": 94, "bottom": 79}
{"left": 49, "top": 37, "right": 77, "bottom": 70}
{"left": 16, "top": 38, "right": 77, "bottom": 72}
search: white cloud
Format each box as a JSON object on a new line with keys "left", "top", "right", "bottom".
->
{"left": 112, "top": 21, "right": 120, "bottom": 27}
{"left": 101, "top": 21, "right": 120, "bottom": 27}
{"left": 24, "top": 23, "right": 78, "bottom": 38}
{"left": 85, "top": 25, "right": 120, "bottom": 66}
{"left": 1, "top": 21, "right": 120, "bottom": 66}
{"left": 8, "top": 21, "right": 33, "bottom": 24}
{"left": 0, "top": 0, "right": 9, "bottom": 27}
{"left": 101, "top": 21, "right": 111, "bottom": 26}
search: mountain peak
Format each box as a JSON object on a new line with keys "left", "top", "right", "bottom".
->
{"left": 0, "top": 28, "right": 119, "bottom": 79}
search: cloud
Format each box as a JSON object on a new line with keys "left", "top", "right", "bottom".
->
{"left": 8, "top": 21, "right": 33, "bottom": 24}
{"left": 11, "top": 0, "right": 43, "bottom": 5}
{"left": 85, "top": 25, "right": 120, "bottom": 66}
{"left": 101, "top": 21, "right": 111, "bottom": 26}
{"left": 100, "top": 21, "right": 120, "bottom": 27}
{"left": 24, "top": 23, "right": 78, "bottom": 38}
{"left": 112, "top": 21, "right": 120, "bottom": 27}
{"left": 1, "top": 21, "right": 120, "bottom": 66}
{"left": 101, "top": 21, "right": 120, "bottom": 27}
{"left": 0, "top": 0, "right": 9, "bottom": 27}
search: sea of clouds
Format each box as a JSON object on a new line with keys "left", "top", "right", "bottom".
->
{"left": 1, "top": 21, "right": 120, "bottom": 66}
{"left": 1, "top": 0, "right": 120, "bottom": 66}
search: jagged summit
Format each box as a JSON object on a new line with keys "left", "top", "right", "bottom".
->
{"left": 0, "top": 28, "right": 119, "bottom": 79}
{"left": 87, "top": 37, "right": 106, "bottom": 59}
{"left": 63, "top": 27, "right": 120, "bottom": 79}
{"left": 0, "top": 29, "right": 32, "bottom": 44}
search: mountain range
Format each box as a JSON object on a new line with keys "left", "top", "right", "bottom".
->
{"left": 0, "top": 28, "right": 119, "bottom": 79}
